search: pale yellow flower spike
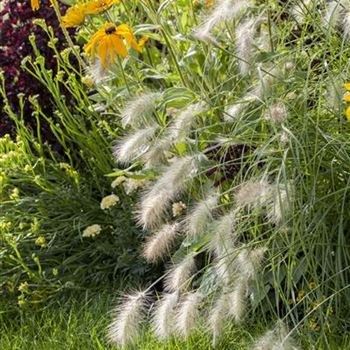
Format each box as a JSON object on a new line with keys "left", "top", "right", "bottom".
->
{"left": 30, "top": 0, "right": 40, "bottom": 11}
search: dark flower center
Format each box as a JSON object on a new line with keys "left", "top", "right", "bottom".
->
{"left": 105, "top": 26, "right": 116, "bottom": 35}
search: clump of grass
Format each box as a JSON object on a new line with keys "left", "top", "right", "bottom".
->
{"left": 3, "top": 0, "right": 350, "bottom": 348}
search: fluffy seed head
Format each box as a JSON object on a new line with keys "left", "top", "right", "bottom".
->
{"left": 343, "top": 9, "right": 350, "bottom": 39}
{"left": 121, "top": 92, "right": 161, "bottom": 128}
{"left": 290, "top": 0, "right": 313, "bottom": 23}
{"left": 266, "top": 184, "right": 293, "bottom": 225}
{"left": 107, "top": 291, "right": 148, "bottom": 347}
{"left": 152, "top": 292, "right": 179, "bottom": 340}
{"left": 143, "top": 223, "right": 180, "bottom": 263}
{"left": 280, "top": 131, "right": 290, "bottom": 145}
{"left": 209, "top": 292, "right": 230, "bottom": 347}
{"left": 113, "top": 126, "right": 159, "bottom": 165}
{"left": 323, "top": 1, "right": 341, "bottom": 29}
{"left": 143, "top": 136, "right": 173, "bottom": 169}
{"left": 228, "top": 280, "right": 248, "bottom": 322}
{"left": 214, "top": 255, "right": 233, "bottom": 285}
{"left": 250, "top": 320, "right": 300, "bottom": 350}
{"left": 264, "top": 102, "right": 288, "bottom": 124}
{"left": 249, "top": 65, "right": 281, "bottom": 101}
{"left": 168, "top": 102, "right": 205, "bottom": 143}
{"left": 137, "top": 154, "right": 206, "bottom": 229}
{"left": 193, "top": 0, "right": 249, "bottom": 43}
{"left": 225, "top": 102, "right": 247, "bottom": 121}
{"left": 209, "top": 210, "right": 237, "bottom": 256}
{"left": 235, "top": 179, "right": 273, "bottom": 209}
{"left": 86, "top": 58, "right": 108, "bottom": 85}
{"left": 235, "top": 247, "right": 266, "bottom": 280}
{"left": 176, "top": 292, "right": 203, "bottom": 338}
{"left": 186, "top": 192, "right": 218, "bottom": 237}
{"left": 164, "top": 254, "right": 196, "bottom": 292}
{"left": 235, "top": 17, "right": 259, "bottom": 76}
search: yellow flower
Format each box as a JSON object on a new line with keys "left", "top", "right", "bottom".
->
{"left": 84, "top": 0, "right": 120, "bottom": 15}
{"left": 82, "top": 75, "right": 94, "bottom": 87}
{"left": 296, "top": 290, "right": 305, "bottom": 302}
{"left": 100, "top": 194, "right": 120, "bottom": 210}
{"left": 172, "top": 201, "right": 187, "bottom": 217}
{"left": 35, "top": 236, "right": 47, "bottom": 248}
{"left": 31, "top": 0, "right": 40, "bottom": 11}
{"left": 308, "top": 317, "right": 320, "bottom": 331}
{"left": 308, "top": 282, "right": 317, "bottom": 289}
{"left": 18, "top": 282, "right": 29, "bottom": 293}
{"left": 346, "top": 105, "right": 350, "bottom": 121}
{"left": 85, "top": 23, "right": 144, "bottom": 66}
{"left": 10, "top": 187, "right": 20, "bottom": 200}
{"left": 62, "top": 5, "right": 86, "bottom": 28}
{"left": 82, "top": 224, "right": 102, "bottom": 238}
{"left": 344, "top": 82, "right": 350, "bottom": 91}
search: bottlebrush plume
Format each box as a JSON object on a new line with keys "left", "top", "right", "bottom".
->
{"left": 176, "top": 292, "right": 203, "bottom": 338}
{"left": 168, "top": 102, "right": 205, "bottom": 143}
{"left": 225, "top": 94, "right": 257, "bottom": 121}
{"left": 121, "top": 92, "right": 161, "bottom": 128}
{"left": 113, "top": 125, "right": 159, "bottom": 164}
{"left": 209, "top": 210, "right": 237, "bottom": 256}
{"left": 143, "top": 136, "right": 173, "bottom": 169}
{"left": 225, "top": 102, "right": 247, "bottom": 121}
{"left": 249, "top": 65, "right": 280, "bottom": 101}
{"left": 143, "top": 223, "right": 180, "bottom": 263}
{"left": 86, "top": 58, "right": 108, "bottom": 85}
{"left": 193, "top": 0, "right": 250, "bottom": 43}
{"left": 266, "top": 184, "right": 293, "bottom": 225}
{"left": 152, "top": 292, "right": 179, "bottom": 340}
{"left": 186, "top": 191, "right": 218, "bottom": 237}
{"left": 209, "top": 292, "right": 230, "bottom": 348}
{"left": 214, "top": 254, "right": 234, "bottom": 285}
{"left": 228, "top": 279, "right": 248, "bottom": 322}
{"left": 107, "top": 291, "right": 149, "bottom": 347}
{"left": 323, "top": 1, "right": 341, "bottom": 28}
{"left": 343, "top": 9, "right": 350, "bottom": 39}
{"left": 235, "top": 17, "right": 259, "bottom": 76}
{"left": 290, "top": 0, "right": 313, "bottom": 23}
{"left": 264, "top": 102, "right": 288, "bottom": 124}
{"left": 235, "top": 179, "right": 273, "bottom": 209}
{"left": 137, "top": 154, "right": 207, "bottom": 229}
{"left": 235, "top": 247, "right": 266, "bottom": 280}
{"left": 250, "top": 320, "right": 300, "bottom": 350}
{"left": 164, "top": 254, "right": 196, "bottom": 292}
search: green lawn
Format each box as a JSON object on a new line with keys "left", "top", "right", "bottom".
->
{"left": 1, "top": 293, "right": 350, "bottom": 350}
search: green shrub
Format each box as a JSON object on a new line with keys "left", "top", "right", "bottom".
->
{"left": 0, "top": 20, "right": 152, "bottom": 307}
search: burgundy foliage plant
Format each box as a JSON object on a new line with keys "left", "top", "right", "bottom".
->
{"left": 0, "top": 0, "right": 72, "bottom": 136}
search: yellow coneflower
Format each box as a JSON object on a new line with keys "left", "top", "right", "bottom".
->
{"left": 30, "top": 0, "right": 40, "bottom": 11}
{"left": 84, "top": 0, "right": 120, "bottom": 15}
{"left": 85, "top": 23, "right": 145, "bottom": 66}
{"left": 62, "top": 4, "right": 87, "bottom": 28}
{"left": 343, "top": 83, "right": 350, "bottom": 120}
